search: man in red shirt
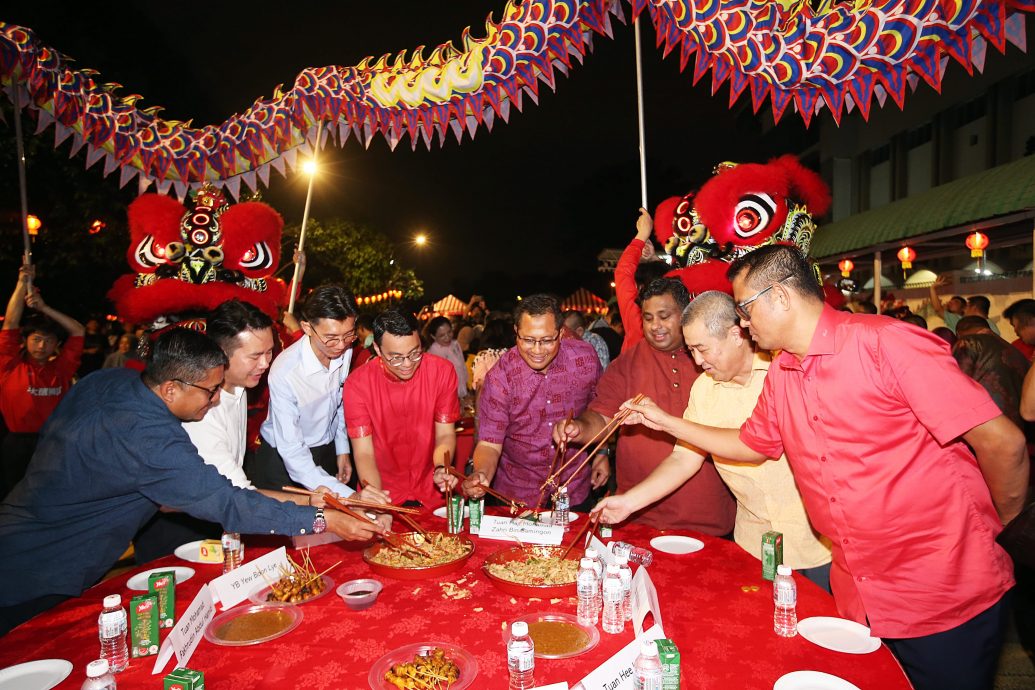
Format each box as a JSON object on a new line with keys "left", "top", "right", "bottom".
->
{"left": 344, "top": 309, "right": 459, "bottom": 507}
{"left": 556, "top": 278, "right": 735, "bottom": 535}
{"left": 1, "top": 266, "right": 84, "bottom": 498}
{"left": 622, "top": 245, "right": 1026, "bottom": 690}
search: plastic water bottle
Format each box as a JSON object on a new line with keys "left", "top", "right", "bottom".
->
{"left": 632, "top": 639, "right": 663, "bottom": 690}
{"left": 773, "top": 564, "right": 798, "bottom": 637}
{"left": 584, "top": 548, "right": 603, "bottom": 614}
{"left": 222, "top": 531, "right": 243, "bottom": 573}
{"left": 98, "top": 594, "right": 128, "bottom": 673}
{"left": 81, "top": 659, "right": 116, "bottom": 690}
{"left": 601, "top": 563, "right": 625, "bottom": 634}
{"left": 577, "top": 558, "right": 600, "bottom": 626}
{"left": 616, "top": 555, "right": 633, "bottom": 621}
{"left": 611, "top": 541, "right": 654, "bottom": 567}
{"left": 552, "top": 486, "right": 570, "bottom": 531}
{"left": 507, "top": 621, "right": 535, "bottom": 690}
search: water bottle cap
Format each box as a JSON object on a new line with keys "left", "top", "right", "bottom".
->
{"left": 580, "top": 558, "right": 595, "bottom": 568}
{"left": 584, "top": 547, "right": 597, "bottom": 558}
{"left": 640, "top": 640, "right": 658, "bottom": 657}
{"left": 86, "top": 659, "right": 110, "bottom": 678}
{"left": 102, "top": 594, "right": 121, "bottom": 608}
{"left": 511, "top": 621, "right": 528, "bottom": 637}
{"left": 615, "top": 555, "right": 629, "bottom": 566}
{"left": 777, "top": 564, "right": 792, "bottom": 576}
{"left": 558, "top": 486, "right": 568, "bottom": 495}
{"left": 606, "top": 563, "right": 620, "bottom": 574}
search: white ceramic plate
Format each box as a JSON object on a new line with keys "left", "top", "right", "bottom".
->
{"left": 432, "top": 505, "right": 470, "bottom": 519}
{"left": 649, "top": 535, "right": 704, "bottom": 555}
{"left": 797, "top": 617, "right": 881, "bottom": 654}
{"left": 537, "top": 511, "right": 581, "bottom": 523}
{"left": 127, "top": 566, "right": 195, "bottom": 591}
{"left": 773, "top": 670, "right": 861, "bottom": 690}
{"left": 174, "top": 540, "right": 215, "bottom": 564}
{"left": 0, "top": 659, "right": 73, "bottom": 690}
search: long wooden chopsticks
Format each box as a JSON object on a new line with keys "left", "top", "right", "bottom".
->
{"left": 444, "top": 466, "right": 528, "bottom": 509}
{"left": 559, "top": 501, "right": 605, "bottom": 560}
{"left": 355, "top": 479, "right": 432, "bottom": 540}
{"left": 319, "top": 492, "right": 431, "bottom": 557}
{"left": 535, "top": 410, "right": 573, "bottom": 511}
{"left": 280, "top": 486, "right": 421, "bottom": 515}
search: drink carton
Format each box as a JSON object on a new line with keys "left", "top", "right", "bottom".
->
{"left": 164, "top": 667, "right": 205, "bottom": 690}
{"left": 655, "top": 638, "right": 680, "bottom": 690}
{"left": 762, "top": 531, "right": 784, "bottom": 581}
{"left": 129, "top": 593, "right": 159, "bottom": 658}
{"left": 148, "top": 570, "right": 176, "bottom": 628}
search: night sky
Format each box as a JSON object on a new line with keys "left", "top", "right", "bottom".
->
{"left": 5, "top": 1, "right": 806, "bottom": 304}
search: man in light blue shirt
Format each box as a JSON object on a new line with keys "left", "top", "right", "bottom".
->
{"left": 249, "top": 285, "right": 360, "bottom": 496}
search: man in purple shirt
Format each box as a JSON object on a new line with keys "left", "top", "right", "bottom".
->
{"left": 463, "top": 294, "right": 606, "bottom": 509}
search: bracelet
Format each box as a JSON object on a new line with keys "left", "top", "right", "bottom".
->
{"left": 433, "top": 465, "right": 447, "bottom": 474}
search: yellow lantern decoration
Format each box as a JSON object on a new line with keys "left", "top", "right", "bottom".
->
{"left": 838, "top": 259, "right": 854, "bottom": 277}
{"left": 965, "top": 231, "right": 989, "bottom": 258}
{"left": 896, "top": 246, "right": 915, "bottom": 270}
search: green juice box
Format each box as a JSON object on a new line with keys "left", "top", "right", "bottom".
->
{"left": 655, "top": 639, "right": 681, "bottom": 690}
{"left": 148, "top": 570, "right": 176, "bottom": 628}
{"left": 762, "top": 530, "right": 784, "bottom": 581}
{"left": 164, "top": 667, "right": 205, "bottom": 690}
{"left": 129, "top": 593, "right": 160, "bottom": 657}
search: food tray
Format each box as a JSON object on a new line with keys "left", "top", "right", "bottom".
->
{"left": 502, "top": 611, "right": 599, "bottom": 659}
{"left": 368, "top": 642, "right": 478, "bottom": 690}
{"left": 363, "top": 532, "right": 474, "bottom": 581}
{"left": 204, "top": 604, "right": 302, "bottom": 646}
{"left": 482, "top": 545, "right": 580, "bottom": 598}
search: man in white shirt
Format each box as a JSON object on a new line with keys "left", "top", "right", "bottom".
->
{"left": 249, "top": 286, "right": 361, "bottom": 497}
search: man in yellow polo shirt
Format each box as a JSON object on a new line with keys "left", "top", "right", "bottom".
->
{"left": 593, "top": 290, "right": 832, "bottom": 589}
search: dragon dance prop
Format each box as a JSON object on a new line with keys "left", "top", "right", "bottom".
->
{"left": 1, "top": 0, "right": 1032, "bottom": 197}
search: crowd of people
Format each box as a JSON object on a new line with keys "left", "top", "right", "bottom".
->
{"left": 0, "top": 222, "right": 1032, "bottom": 690}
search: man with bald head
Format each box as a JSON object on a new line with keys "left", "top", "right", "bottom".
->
{"left": 617, "top": 244, "right": 1027, "bottom": 690}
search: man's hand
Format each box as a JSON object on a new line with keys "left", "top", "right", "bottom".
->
{"left": 552, "top": 417, "right": 583, "bottom": 447}
{"left": 357, "top": 484, "right": 391, "bottom": 504}
{"left": 635, "top": 207, "right": 653, "bottom": 242}
{"left": 375, "top": 513, "right": 393, "bottom": 531}
{"left": 325, "top": 509, "right": 384, "bottom": 541}
{"left": 17, "top": 264, "right": 34, "bottom": 286}
{"left": 25, "top": 287, "right": 46, "bottom": 311}
{"left": 590, "top": 454, "right": 610, "bottom": 489}
{"left": 308, "top": 485, "right": 336, "bottom": 508}
{"left": 462, "top": 470, "right": 490, "bottom": 499}
{"left": 433, "top": 466, "right": 458, "bottom": 492}
{"left": 590, "top": 494, "right": 637, "bottom": 525}
{"left": 336, "top": 453, "right": 352, "bottom": 484}
{"left": 620, "top": 396, "right": 675, "bottom": 432}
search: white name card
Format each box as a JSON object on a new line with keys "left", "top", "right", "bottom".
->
{"left": 152, "top": 584, "right": 215, "bottom": 675}
{"left": 479, "top": 515, "right": 564, "bottom": 545}
{"left": 576, "top": 623, "right": 665, "bottom": 690}
{"left": 631, "top": 566, "right": 664, "bottom": 637}
{"left": 537, "top": 683, "right": 569, "bottom": 690}
{"left": 208, "top": 546, "right": 291, "bottom": 610}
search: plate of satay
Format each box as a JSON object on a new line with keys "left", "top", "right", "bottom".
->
{"left": 363, "top": 532, "right": 475, "bottom": 580}
{"left": 368, "top": 642, "right": 478, "bottom": 690}
{"left": 248, "top": 551, "right": 335, "bottom": 605}
{"left": 482, "top": 545, "right": 580, "bottom": 598}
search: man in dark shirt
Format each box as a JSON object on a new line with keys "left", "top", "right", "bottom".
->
{"left": 0, "top": 328, "right": 381, "bottom": 635}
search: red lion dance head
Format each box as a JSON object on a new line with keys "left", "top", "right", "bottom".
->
{"left": 108, "top": 186, "right": 286, "bottom": 323}
{"left": 652, "top": 155, "right": 835, "bottom": 301}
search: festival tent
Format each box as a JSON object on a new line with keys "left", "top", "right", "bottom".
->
{"left": 419, "top": 294, "right": 466, "bottom": 320}
{"left": 562, "top": 288, "right": 608, "bottom": 316}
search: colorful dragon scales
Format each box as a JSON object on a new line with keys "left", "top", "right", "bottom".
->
{"left": 1, "top": 0, "right": 1032, "bottom": 196}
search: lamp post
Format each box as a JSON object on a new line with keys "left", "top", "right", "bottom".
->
{"left": 288, "top": 127, "right": 323, "bottom": 314}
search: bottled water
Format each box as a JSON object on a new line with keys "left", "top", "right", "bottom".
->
{"left": 507, "top": 621, "right": 535, "bottom": 690}
{"left": 222, "top": 531, "right": 244, "bottom": 572}
{"left": 616, "top": 555, "right": 634, "bottom": 621}
{"left": 773, "top": 564, "right": 798, "bottom": 637}
{"left": 601, "top": 564, "right": 625, "bottom": 634}
{"left": 610, "top": 541, "right": 654, "bottom": 567}
{"left": 576, "top": 558, "right": 600, "bottom": 626}
{"left": 98, "top": 594, "right": 128, "bottom": 673}
{"left": 552, "top": 486, "right": 570, "bottom": 531}
{"left": 632, "top": 639, "right": 663, "bottom": 690}
{"left": 81, "top": 659, "right": 116, "bottom": 690}
{"left": 584, "top": 548, "right": 603, "bottom": 614}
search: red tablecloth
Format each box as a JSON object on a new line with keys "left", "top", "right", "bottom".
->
{"left": 0, "top": 513, "right": 911, "bottom": 689}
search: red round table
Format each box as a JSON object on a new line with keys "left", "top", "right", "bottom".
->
{"left": 0, "top": 513, "right": 911, "bottom": 689}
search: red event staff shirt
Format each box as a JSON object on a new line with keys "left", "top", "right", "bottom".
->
{"left": 0, "top": 330, "right": 84, "bottom": 433}
{"left": 477, "top": 339, "right": 602, "bottom": 507}
{"left": 343, "top": 354, "right": 459, "bottom": 507}
{"left": 591, "top": 339, "right": 736, "bottom": 535}
{"left": 740, "top": 306, "right": 1013, "bottom": 639}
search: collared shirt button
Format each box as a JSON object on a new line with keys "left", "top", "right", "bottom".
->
{"left": 830, "top": 497, "right": 836, "bottom": 503}
{"left": 820, "top": 456, "right": 827, "bottom": 462}
{"left": 812, "top": 415, "right": 818, "bottom": 421}
{"left": 300, "top": 529, "right": 307, "bottom": 534}
{"left": 671, "top": 368, "right": 678, "bottom": 374}
{"left": 842, "top": 538, "right": 849, "bottom": 544}
{"left": 672, "top": 382, "right": 679, "bottom": 388}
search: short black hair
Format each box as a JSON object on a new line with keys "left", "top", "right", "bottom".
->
{"left": 728, "top": 244, "right": 824, "bottom": 303}
{"left": 966, "top": 295, "right": 991, "bottom": 316}
{"left": 637, "top": 277, "right": 690, "bottom": 311}
{"left": 561, "top": 310, "right": 586, "bottom": 331}
{"left": 355, "top": 314, "right": 374, "bottom": 332}
{"left": 479, "top": 316, "right": 514, "bottom": 350}
{"left": 955, "top": 315, "right": 991, "bottom": 335}
{"left": 1004, "top": 298, "right": 1035, "bottom": 325}
{"left": 301, "top": 285, "right": 358, "bottom": 324}
{"left": 513, "top": 294, "right": 562, "bottom": 331}
{"left": 142, "top": 328, "right": 228, "bottom": 388}
{"left": 207, "top": 299, "right": 272, "bottom": 354}
{"left": 902, "top": 314, "right": 928, "bottom": 330}
{"left": 21, "top": 315, "right": 65, "bottom": 342}
{"left": 425, "top": 316, "right": 452, "bottom": 341}
{"left": 855, "top": 301, "right": 878, "bottom": 314}
{"left": 373, "top": 309, "right": 420, "bottom": 346}
{"left": 634, "top": 261, "right": 671, "bottom": 291}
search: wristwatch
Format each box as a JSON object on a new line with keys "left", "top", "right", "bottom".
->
{"left": 313, "top": 507, "right": 327, "bottom": 534}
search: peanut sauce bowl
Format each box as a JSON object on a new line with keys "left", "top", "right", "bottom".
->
{"left": 482, "top": 545, "right": 580, "bottom": 598}
{"left": 362, "top": 532, "right": 475, "bottom": 580}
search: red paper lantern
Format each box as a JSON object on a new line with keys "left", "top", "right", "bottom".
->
{"left": 838, "top": 259, "right": 854, "bottom": 277}
{"left": 965, "top": 231, "right": 989, "bottom": 258}
{"left": 897, "top": 246, "right": 916, "bottom": 269}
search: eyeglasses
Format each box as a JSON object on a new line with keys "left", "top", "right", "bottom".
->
{"left": 734, "top": 275, "right": 793, "bottom": 321}
{"left": 310, "top": 329, "right": 357, "bottom": 347}
{"left": 174, "top": 378, "right": 222, "bottom": 401}
{"left": 516, "top": 332, "right": 561, "bottom": 348}
{"left": 383, "top": 349, "right": 424, "bottom": 367}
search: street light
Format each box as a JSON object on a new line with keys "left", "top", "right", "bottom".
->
{"left": 414, "top": 233, "right": 428, "bottom": 247}
{"left": 302, "top": 159, "right": 318, "bottom": 176}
